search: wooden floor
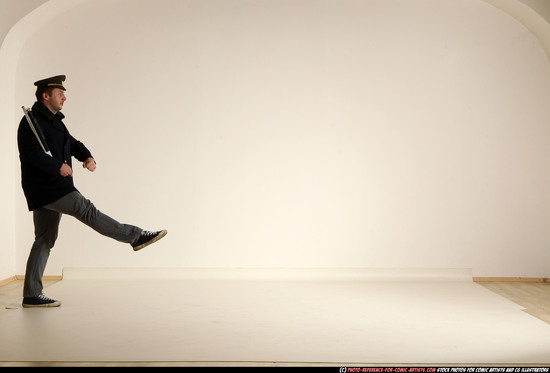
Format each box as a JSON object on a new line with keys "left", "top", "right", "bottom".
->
{"left": 475, "top": 280, "right": 550, "bottom": 325}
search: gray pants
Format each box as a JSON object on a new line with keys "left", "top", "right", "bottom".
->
{"left": 23, "top": 191, "right": 142, "bottom": 297}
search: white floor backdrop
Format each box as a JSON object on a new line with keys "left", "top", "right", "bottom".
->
{"left": 1, "top": 269, "right": 550, "bottom": 364}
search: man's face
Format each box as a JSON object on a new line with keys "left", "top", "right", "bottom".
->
{"left": 43, "top": 88, "right": 66, "bottom": 113}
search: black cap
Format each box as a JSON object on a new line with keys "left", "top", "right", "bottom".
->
{"left": 34, "top": 75, "right": 66, "bottom": 90}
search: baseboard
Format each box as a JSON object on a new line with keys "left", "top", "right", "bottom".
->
{"left": 0, "top": 276, "right": 17, "bottom": 286}
{"left": 13, "top": 275, "right": 63, "bottom": 281}
{"left": 474, "top": 277, "right": 550, "bottom": 283}
{"left": 5, "top": 273, "right": 548, "bottom": 284}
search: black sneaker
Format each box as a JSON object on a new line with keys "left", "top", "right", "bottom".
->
{"left": 132, "top": 229, "right": 167, "bottom": 251}
{"left": 22, "top": 293, "right": 61, "bottom": 308}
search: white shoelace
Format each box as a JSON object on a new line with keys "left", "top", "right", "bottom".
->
{"left": 38, "top": 293, "right": 55, "bottom": 301}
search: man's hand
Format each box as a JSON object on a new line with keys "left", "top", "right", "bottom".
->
{"left": 59, "top": 163, "right": 73, "bottom": 177}
{"left": 83, "top": 157, "right": 96, "bottom": 172}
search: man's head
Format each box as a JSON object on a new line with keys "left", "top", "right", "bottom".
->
{"left": 34, "top": 75, "right": 66, "bottom": 114}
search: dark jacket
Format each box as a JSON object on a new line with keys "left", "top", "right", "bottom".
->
{"left": 17, "top": 101, "right": 93, "bottom": 211}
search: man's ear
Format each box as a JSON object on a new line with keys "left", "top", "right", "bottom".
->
{"left": 42, "top": 91, "right": 49, "bottom": 101}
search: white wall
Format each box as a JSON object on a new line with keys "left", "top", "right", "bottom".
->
{"left": 6, "top": 0, "right": 550, "bottom": 278}
{"left": 0, "top": 0, "right": 71, "bottom": 281}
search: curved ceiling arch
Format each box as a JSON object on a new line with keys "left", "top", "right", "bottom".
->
{"left": 2, "top": 0, "right": 550, "bottom": 90}
{"left": 1, "top": 0, "right": 549, "bottom": 154}
{"left": 483, "top": 0, "right": 550, "bottom": 63}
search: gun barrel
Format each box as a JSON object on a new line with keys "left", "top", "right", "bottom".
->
{"left": 21, "top": 106, "right": 51, "bottom": 156}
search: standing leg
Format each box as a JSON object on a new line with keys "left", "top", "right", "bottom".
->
{"left": 23, "top": 208, "right": 62, "bottom": 298}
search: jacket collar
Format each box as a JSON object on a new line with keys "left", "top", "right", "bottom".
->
{"left": 32, "top": 101, "right": 65, "bottom": 121}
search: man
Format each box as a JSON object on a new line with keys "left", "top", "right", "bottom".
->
{"left": 17, "top": 75, "right": 167, "bottom": 308}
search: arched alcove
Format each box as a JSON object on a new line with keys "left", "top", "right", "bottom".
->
{"left": 2, "top": 0, "right": 550, "bottom": 279}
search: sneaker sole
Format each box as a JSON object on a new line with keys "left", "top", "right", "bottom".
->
{"left": 22, "top": 301, "right": 62, "bottom": 308}
{"left": 133, "top": 230, "right": 168, "bottom": 251}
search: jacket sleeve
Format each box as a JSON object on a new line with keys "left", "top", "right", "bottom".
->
{"left": 17, "top": 117, "right": 64, "bottom": 175}
{"left": 69, "top": 133, "right": 93, "bottom": 162}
